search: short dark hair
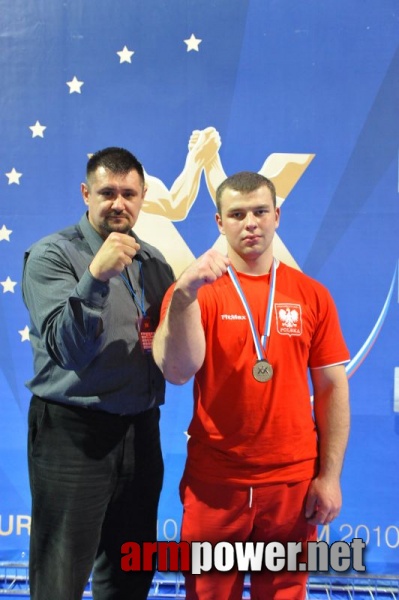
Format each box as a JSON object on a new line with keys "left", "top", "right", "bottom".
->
{"left": 216, "top": 171, "right": 276, "bottom": 213}
{"left": 86, "top": 147, "right": 145, "bottom": 185}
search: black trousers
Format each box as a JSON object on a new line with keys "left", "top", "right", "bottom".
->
{"left": 28, "top": 397, "right": 164, "bottom": 600}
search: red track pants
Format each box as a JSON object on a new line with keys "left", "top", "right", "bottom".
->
{"left": 180, "top": 476, "right": 317, "bottom": 600}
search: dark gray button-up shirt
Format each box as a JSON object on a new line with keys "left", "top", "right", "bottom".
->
{"left": 22, "top": 213, "right": 175, "bottom": 415}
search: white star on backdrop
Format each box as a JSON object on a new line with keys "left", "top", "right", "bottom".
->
{"left": 0, "top": 225, "right": 12, "bottom": 241}
{"left": 117, "top": 46, "right": 135, "bottom": 63}
{"left": 66, "top": 76, "right": 84, "bottom": 94}
{"left": 5, "top": 168, "right": 22, "bottom": 185}
{"left": 184, "top": 34, "right": 202, "bottom": 52}
{"left": 0, "top": 276, "right": 17, "bottom": 293}
{"left": 29, "top": 121, "right": 47, "bottom": 138}
{"left": 18, "top": 326, "right": 30, "bottom": 342}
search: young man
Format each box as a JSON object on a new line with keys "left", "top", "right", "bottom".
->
{"left": 22, "top": 147, "right": 175, "bottom": 600}
{"left": 153, "top": 171, "right": 350, "bottom": 599}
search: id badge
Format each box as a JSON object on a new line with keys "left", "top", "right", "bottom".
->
{"left": 137, "top": 316, "right": 155, "bottom": 354}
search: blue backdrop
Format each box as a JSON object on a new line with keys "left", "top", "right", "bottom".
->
{"left": 0, "top": 0, "right": 398, "bottom": 577}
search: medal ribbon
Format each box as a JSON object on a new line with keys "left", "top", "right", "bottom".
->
{"left": 227, "top": 258, "right": 276, "bottom": 361}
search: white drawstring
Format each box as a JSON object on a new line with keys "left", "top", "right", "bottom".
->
{"left": 249, "top": 486, "right": 253, "bottom": 508}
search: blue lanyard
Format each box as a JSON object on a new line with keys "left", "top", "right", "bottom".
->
{"left": 227, "top": 258, "right": 276, "bottom": 361}
{"left": 120, "top": 261, "right": 147, "bottom": 317}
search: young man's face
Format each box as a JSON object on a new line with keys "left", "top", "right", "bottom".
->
{"left": 215, "top": 185, "right": 280, "bottom": 263}
{"left": 81, "top": 166, "right": 146, "bottom": 239}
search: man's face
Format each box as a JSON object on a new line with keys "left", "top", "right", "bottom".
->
{"left": 81, "top": 166, "right": 146, "bottom": 239}
{"left": 215, "top": 185, "right": 280, "bottom": 263}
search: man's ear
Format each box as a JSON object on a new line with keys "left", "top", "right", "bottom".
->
{"left": 275, "top": 206, "right": 281, "bottom": 230}
{"left": 215, "top": 212, "right": 225, "bottom": 235}
{"left": 81, "top": 182, "right": 89, "bottom": 206}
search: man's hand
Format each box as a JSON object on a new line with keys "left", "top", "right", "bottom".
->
{"left": 305, "top": 476, "right": 342, "bottom": 526}
{"left": 89, "top": 232, "right": 140, "bottom": 282}
{"left": 175, "top": 248, "right": 230, "bottom": 300}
